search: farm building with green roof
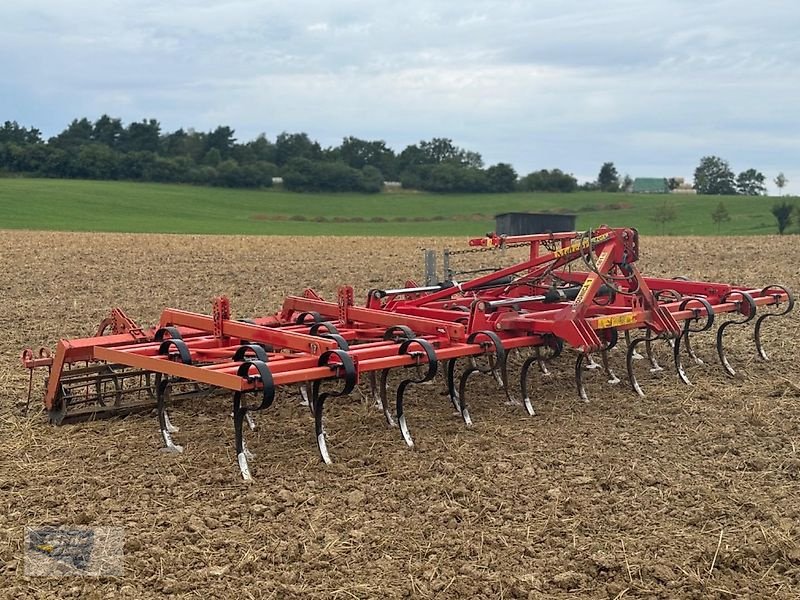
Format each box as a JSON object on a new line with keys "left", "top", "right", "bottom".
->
{"left": 632, "top": 178, "right": 669, "bottom": 194}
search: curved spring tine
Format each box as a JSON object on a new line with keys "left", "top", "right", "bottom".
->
{"left": 298, "top": 384, "right": 310, "bottom": 407}
{"left": 674, "top": 333, "right": 691, "bottom": 386}
{"left": 311, "top": 350, "right": 357, "bottom": 464}
{"left": 491, "top": 359, "right": 505, "bottom": 388}
{"left": 457, "top": 366, "right": 480, "bottom": 426}
{"left": 673, "top": 297, "right": 716, "bottom": 385}
{"left": 367, "top": 371, "right": 381, "bottom": 408}
{"left": 455, "top": 331, "right": 509, "bottom": 423}
{"left": 245, "top": 412, "right": 257, "bottom": 432}
{"left": 684, "top": 333, "right": 704, "bottom": 365}
{"left": 312, "top": 392, "right": 332, "bottom": 464}
{"left": 445, "top": 358, "right": 461, "bottom": 412}
{"left": 716, "top": 291, "right": 757, "bottom": 377}
{"left": 472, "top": 330, "right": 512, "bottom": 402}
{"left": 626, "top": 336, "right": 652, "bottom": 397}
{"left": 645, "top": 338, "right": 663, "bottom": 373}
{"left": 232, "top": 360, "right": 275, "bottom": 479}
{"left": 584, "top": 353, "right": 602, "bottom": 370}
{"left": 157, "top": 377, "right": 183, "bottom": 454}
{"left": 601, "top": 349, "right": 621, "bottom": 384}
{"left": 536, "top": 346, "right": 552, "bottom": 377}
{"left": 378, "top": 369, "right": 395, "bottom": 427}
{"left": 519, "top": 355, "right": 539, "bottom": 416}
{"left": 575, "top": 353, "right": 589, "bottom": 402}
{"left": 754, "top": 285, "right": 794, "bottom": 361}
{"left": 233, "top": 393, "right": 252, "bottom": 480}
{"left": 395, "top": 338, "right": 438, "bottom": 447}
{"left": 501, "top": 348, "right": 523, "bottom": 407}
{"left": 625, "top": 329, "right": 644, "bottom": 360}
{"left": 598, "top": 328, "right": 620, "bottom": 385}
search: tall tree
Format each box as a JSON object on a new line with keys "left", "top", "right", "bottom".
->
{"left": 693, "top": 156, "right": 736, "bottom": 195}
{"left": 486, "top": 163, "right": 518, "bottom": 192}
{"left": 122, "top": 119, "right": 161, "bottom": 153}
{"left": 50, "top": 118, "right": 94, "bottom": 149}
{"left": 338, "top": 137, "right": 397, "bottom": 178}
{"left": 597, "top": 162, "right": 620, "bottom": 192}
{"left": 519, "top": 169, "right": 578, "bottom": 192}
{"left": 710, "top": 202, "right": 730, "bottom": 233}
{"left": 92, "top": 115, "right": 124, "bottom": 149}
{"left": 774, "top": 172, "right": 788, "bottom": 195}
{"left": 205, "top": 126, "right": 236, "bottom": 159}
{"left": 651, "top": 201, "right": 677, "bottom": 234}
{"left": 274, "top": 132, "right": 321, "bottom": 166}
{"left": 417, "top": 138, "right": 483, "bottom": 168}
{"left": 161, "top": 128, "right": 190, "bottom": 157}
{"left": 0, "top": 120, "right": 42, "bottom": 144}
{"left": 736, "top": 168, "right": 766, "bottom": 196}
{"left": 771, "top": 202, "right": 794, "bottom": 235}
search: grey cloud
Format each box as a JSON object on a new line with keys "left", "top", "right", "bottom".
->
{"left": 1, "top": 0, "right": 798, "bottom": 192}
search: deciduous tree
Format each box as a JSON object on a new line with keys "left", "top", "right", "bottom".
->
{"left": 597, "top": 162, "right": 619, "bottom": 192}
{"left": 693, "top": 156, "right": 736, "bottom": 195}
{"left": 775, "top": 172, "right": 788, "bottom": 195}
{"left": 651, "top": 201, "right": 677, "bottom": 234}
{"left": 771, "top": 202, "right": 794, "bottom": 235}
{"left": 736, "top": 169, "right": 766, "bottom": 196}
{"left": 710, "top": 202, "right": 730, "bottom": 233}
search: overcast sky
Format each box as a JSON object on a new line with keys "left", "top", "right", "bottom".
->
{"left": 1, "top": 0, "right": 798, "bottom": 192}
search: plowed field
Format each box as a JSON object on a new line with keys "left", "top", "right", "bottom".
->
{"left": 1, "top": 231, "right": 799, "bottom": 599}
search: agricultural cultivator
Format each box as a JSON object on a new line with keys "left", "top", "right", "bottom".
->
{"left": 22, "top": 226, "right": 794, "bottom": 480}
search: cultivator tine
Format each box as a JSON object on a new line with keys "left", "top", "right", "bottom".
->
{"left": 575, "top": 353, "right": 590, "bottom": 402}
{"left": 645, "top": 338, "right": 663, "bottom": 373}
{"left": 394, "top": 339, "right": 438, "bottom": 447}
{"left": 716, "top": 291, "right": 757, "bottom": 377}
{"left": 576, "top": 329, "right": 620, "bottom": 401}
{"left": 626, "top": 333, "right": 656, "bottom": 398}
{"left": 753, "top": 285, "right": 795, "bottom": 361}
{"left": 298, "top": 384, "right": 310, "bottom": 406}
{"left": 518, "top": 354, "right": 539, "bottom": 416}
{"left": 163, "top": 411, "right": 180, "bottom": 434}
{"left": 498, "top": 348, "right": 521, "bottom": 407}
{"left": 600, "top": 348, "right": 620, "bottom": 385}
{"left": 378, "top": 369, "right": 396, "bottom": 426}
{"left": 154, "top": 338, "right": 193, "bottom": 454}
{"left": 625, "top": 330, "right": 644, "bottom": 360}
{"left": 232, "top": 396, "right": 250, "bottom": 480}
{"left": 538, "top": 340, "right": 561, "bottom": 376}
{"left": 232, "top": 360, "right": 275, "bottom": 480}
{"left": 156, "top": 377, "right": 183, "bottom": 454}
{"left": 445, "top": 359, "right": 462, "bottom": 412}
{"left": 513, "top": 341, "right": 560, "bottom": 417}
{"left": 584, "top": 353, "right": 602, "bottom": 370}
{"left": 377, "top": 325, "right": 417, "bottom": 425}
{"left": 457, "top": 331, "right": 507, "bottom": 425}
{"left": 598, "top": 329, "right": 621, "bottom": 385}
{"left": 491, "top": 359, "right": 506, "bottom": 388}
{"left": 244, "top": 411, "right": 257, "bottom": 431}
{"left": 311, "top": 350, "right": 357, "bottom": 464}
{"left": 457, "top": 366, "right": 479, "bottom": 426}
{"left": 683, "top": 330, "right": 704, "bottom": 365}
{"left": 672, "top": 297, "right": 715, "bottom": 385}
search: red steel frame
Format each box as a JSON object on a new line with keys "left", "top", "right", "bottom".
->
{"left": 20, "top": 226, "right": 793, "bottom": 477}
{"left": 24, "top": 226, "right": 791, "bottom": 413}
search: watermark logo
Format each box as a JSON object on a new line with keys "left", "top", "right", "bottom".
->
{"left": 24, "top": 526, "right": 124, "bottom": 577}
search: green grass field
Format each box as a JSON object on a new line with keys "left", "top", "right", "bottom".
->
{"left": 0, "top": 177, "right": 795, "bottom": 236}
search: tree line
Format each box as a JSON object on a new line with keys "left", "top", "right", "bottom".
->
{"left": 0, "top": 118, "right": 788, "bottom": 196}
{"left": 0, "top": 117, "right": 585, "bottom": 194}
